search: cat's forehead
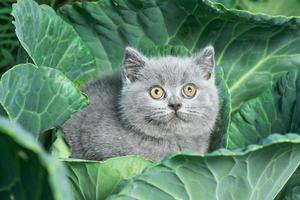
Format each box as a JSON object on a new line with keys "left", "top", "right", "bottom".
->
{"left": 142, "top": 56, "right": 197, "bottom": 86}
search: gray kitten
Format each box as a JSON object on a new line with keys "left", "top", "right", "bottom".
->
{"left": 62, "top": 46, "right": 219, "bottom": 161}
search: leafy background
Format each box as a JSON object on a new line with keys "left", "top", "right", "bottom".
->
{"left": 0, "top": 0, "right": 88, "bottom": 76}
{"left": 1, "top": 0, "right": 300, "bottom": 199}
{"left": 0, "top": 0, "right": 18, "bottom": 75}
{"left": 210, "top": 0, "right": 300, "bottom": 17}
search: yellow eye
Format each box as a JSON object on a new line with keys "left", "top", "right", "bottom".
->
{"left": 149, "top": 86, "right": 165, "bottom": 100}
{"left": 183, "top": 83, "right": 197, "bottom": 98}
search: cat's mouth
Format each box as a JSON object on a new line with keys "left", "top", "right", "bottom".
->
{"left": 171, "top": 111, "right": 190, "bottom": 122}
{"left": 145, "top": 111, "right": 192, "bottom": 124}
{"left": 156, "top": 111, "right": 192, "bottom": 123}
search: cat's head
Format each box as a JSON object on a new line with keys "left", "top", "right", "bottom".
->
{"left": 119, "top": 46, "right": 219, "bottom": 139}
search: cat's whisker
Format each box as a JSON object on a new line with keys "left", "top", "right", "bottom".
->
{"left": 185, "top": 110, "right": 201, "bottom": 114}
{"left": 198, "top": 113, "right": 213, "bottom": 120}
{"left": 155, "top": 114, "right": 171, "bottom": 119}
{"left": 148, "top": 112, "right": 167, "bottom": 116}
{"left": 152, "top": 108, "right": 167, "bottom": 110}
{"left": 145, "top": 113, "right": 172, "bottom": 122}
{"left": 185, "top": 106, "right": 197, "bottom": 109}
{"left": 186, "top": 109, "right": 200, "bottom": 113}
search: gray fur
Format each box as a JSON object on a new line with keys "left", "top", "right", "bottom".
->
{"left": 62, "top": 46, "right": 219, "bottom": 161}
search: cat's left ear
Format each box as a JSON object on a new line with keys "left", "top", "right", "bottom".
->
{"left": 192, "top": 45, "right": 215, "bottom": 80}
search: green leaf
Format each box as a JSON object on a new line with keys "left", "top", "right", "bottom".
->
{"left": 59, "top": 0, "right": 300, "bottom": 111}
{"left": 0, "top": 0, "right": 18, "bottom": 75}
{"left": 142, "top": 44, "right": 191, "bottom": 57}
{"left": 108, "top": 134, "right": 300, "bottom": 200}
{"left": 0, "top": 63, "right": 89, "bottom": 138}
{"left": 64, "top": 156, "right": 152, "bottom": 200}
{"left": 210, "top": 65, "right": 231, "bottom": 150}
{"left": 227, "top": 70, "right": 300, "bottom": 199}
{"left": 36, "top": 0, "right": 81, "bottom": 9}
{"left": 0, "top": 117, "right": 73, "bottom": 200}
{"left": 210, "top": 0, "right": 300, "bottom": 17}
{"left": 12, "top": 0, "right": 97, "bottom": 84}
{"left": 50, "top": 130, "right": 71, "bottom": 159}
{"left": 276, "top": 168, "right": 300, "bottom": 200}
{"left": 228, "top": 70, "right": 300, "bottom": 149}
{"left": 0, "top": 104, "right": 7, "bottom": 117}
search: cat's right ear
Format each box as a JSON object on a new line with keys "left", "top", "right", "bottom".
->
{"left": 123, "top": 47, "right": 147, "bottom": 83}
{"left": 192, "top": 45, "right": 215, "bottom": 80}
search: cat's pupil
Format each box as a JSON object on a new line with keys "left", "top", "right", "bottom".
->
{"left": 155, "top": 89, "right": 159, "bottom": 95}
{"left": 188, "top": 87, "right": 192, "bottom": 92}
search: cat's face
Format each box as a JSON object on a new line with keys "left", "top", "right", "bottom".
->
{"left": 120, "top": 47, "right": 219, "bottom": 138}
